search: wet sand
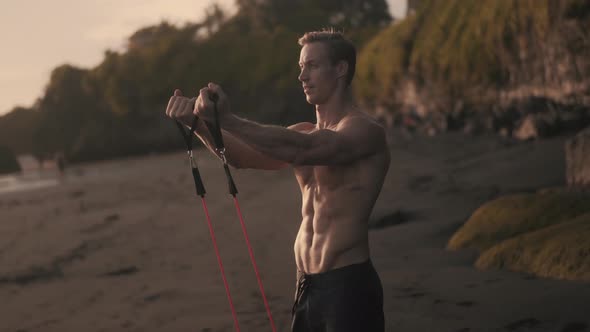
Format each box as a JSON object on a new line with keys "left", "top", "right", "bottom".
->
{"left": 1, "top": 132, "right": 589, "bottom": 332}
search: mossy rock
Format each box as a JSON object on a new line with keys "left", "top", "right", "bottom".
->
{"left": 475, "top": 213, "right": 590, "bottom": 281}
{"left": 447, "top": 190, "right": 590, "bottom": 252}
{"left": 0, "top": 146, "right": 21, "bottom": 175}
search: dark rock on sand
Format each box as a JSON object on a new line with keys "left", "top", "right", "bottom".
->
{"left": 102, "top": 266, "right": 139, "bottom": 277}
{"left": 370, "top": 209, "right": 416, "bottom": 229}
{"left": 504, "top": 317, "right": 541, "bottom": 330}
{"left": 0, "top": 266, "right": 62, "bottom": 285}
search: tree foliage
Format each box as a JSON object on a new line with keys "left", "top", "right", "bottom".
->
{"left": 0, "top": 0, "right": 391, "bottom": 162}
{"left": 355, "top": 0, "right": 590, "bottom": 112}
{"left": 0, "top": 107, "right": 39, "bottom": 156}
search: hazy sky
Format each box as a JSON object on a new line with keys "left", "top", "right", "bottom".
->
{"left": 0, "top": 0, "right": 406, "bottom": 115}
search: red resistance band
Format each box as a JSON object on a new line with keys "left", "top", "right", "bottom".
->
{"left": 174, "top": 93, "right": 277, "bottom": 332}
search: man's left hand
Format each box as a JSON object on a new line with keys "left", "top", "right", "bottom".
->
{"left": 195, "top": 82, "right": 231, "bottom": 123}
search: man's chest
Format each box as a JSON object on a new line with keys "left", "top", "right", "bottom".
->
{"left": 293, "top": 163, "right": 360, "bottom": 191}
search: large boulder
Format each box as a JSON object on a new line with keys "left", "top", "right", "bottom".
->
{"left": 476, "top": 212, "right": 590, "bottom": 282}
{"left": 448, "top": 189, "right": 590, "bottom": 281}
{"left": 566, "top": 126, "right": 590, "bottom": 187}
{"left": 0, "top": 146, "right": 21, "bottom": 175}
{"left": 447, "top": 190, "right": 590, "bottom": 252}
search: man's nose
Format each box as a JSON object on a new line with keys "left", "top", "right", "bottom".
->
{"left": 298, "top": 69, "right": 308, "bottom": 82}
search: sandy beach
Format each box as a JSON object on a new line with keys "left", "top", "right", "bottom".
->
{"left": 1, "top": 132, "right": 589, "bottom": 332}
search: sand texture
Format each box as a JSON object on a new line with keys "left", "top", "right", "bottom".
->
{"left": 1, "top": 132, "right": 589, "bottom": 332}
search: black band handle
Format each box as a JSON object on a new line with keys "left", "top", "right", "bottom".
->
{"left": 204, "top": 92, "right": 225, "bottom": 150}
{"left": 174, "top": 114, "right": 206, "bottom": 197}
{"left": 206, "top": 92, "right": 238, "bottom": 196}
{"left": 192, "top": 166, "right": 206, "bottom": 197}
{"left": 175, "top": 116, "right": 200, "bottom": 150}
{"left": 224, "top": 164, "right": 238, "bottom": 196}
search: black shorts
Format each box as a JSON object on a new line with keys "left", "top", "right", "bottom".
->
{"left": 291, "top": 259, "right": 384, "bottom": 332}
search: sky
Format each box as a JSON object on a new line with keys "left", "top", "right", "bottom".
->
{"left": 0, "top": 0, "right": 406, "bottom": 116}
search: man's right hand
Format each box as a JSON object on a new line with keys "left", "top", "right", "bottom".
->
{"left": 165, "top": 89, "right": 197, "bottom": 127}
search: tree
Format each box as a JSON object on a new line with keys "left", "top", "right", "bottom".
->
{"left": 34, "top": 64, "right": 96, "bottom": 159}
{"left": 0, "top": 106, "right": 39, "bottom": 155}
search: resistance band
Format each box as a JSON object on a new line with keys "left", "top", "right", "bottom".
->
{"left": 174, "top": 94, "right": 276, "bottom": 332}
{"left": 174, "top": 116, "right": 241, "bottom": 332}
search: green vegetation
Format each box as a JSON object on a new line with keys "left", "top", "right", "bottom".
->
{"left": 0, "top": 107, "right": 39, "bottom": 157}
{"left": 355, "top": 0, "right": 590, "bottom": 110}
{"left": 448, "top": 190, "right": 590, "bottom": 252}
{"left": 0, "top": 0, "right": 390, "bottom": 163}
{"left": 476, "top": 213, "right": 590, "bottom": 281}
{"left": 1, "top": 0, "right": 588, "bottom": 163}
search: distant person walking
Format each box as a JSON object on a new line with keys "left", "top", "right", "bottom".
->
{"left": 166, "top": 29, "right": 390, "bottom": 331}
{"left": 55, "top": 152, "right": 66, "bottom": 178}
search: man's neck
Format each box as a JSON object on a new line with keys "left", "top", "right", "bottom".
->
{"left": 315, "top": 88, "right": 354, "bottom": 129}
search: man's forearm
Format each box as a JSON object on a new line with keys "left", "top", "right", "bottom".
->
{"left": 192, "top": 118, "right": 289, "bottom": 170}
{"left": 223, "top": 114, "right": 310, "bottom": 163}
{"left": 192, "top": 120, "right": 247, "bottom": 168}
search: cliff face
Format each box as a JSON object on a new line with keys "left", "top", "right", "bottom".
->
{"left": 355, "top": 0, "right": 590, "bottom": 137}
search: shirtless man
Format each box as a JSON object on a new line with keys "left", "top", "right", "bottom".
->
{"left": 166, "top": 30, "right": 390, "bottom": 331}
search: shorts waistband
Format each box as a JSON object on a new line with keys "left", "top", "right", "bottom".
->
{"left": 297, "top": 259, "right": 374, "bottom": 288}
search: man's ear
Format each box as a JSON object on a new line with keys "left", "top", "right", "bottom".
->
{"left": 336, "top": 60, "right": 348, "bottom": 80}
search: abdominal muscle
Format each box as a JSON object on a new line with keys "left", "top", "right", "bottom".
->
{"left": 292, "top": 146, "right": 389, "bottom": 274}
{"left": 293, "top": 188, "right": 372, "bottom": 274}
{"left": 294, "top": 218, "right": 369, "bottom": 274}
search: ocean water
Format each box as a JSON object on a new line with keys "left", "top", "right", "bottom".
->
{"left": 0, "top": 171, "right": 59, "bottom": 195}
{"left": 0, "top": 152, "right": 192, "bottom": 196}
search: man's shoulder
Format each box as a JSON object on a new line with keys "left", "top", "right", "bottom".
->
{"left": 287, "top": 122, "right": 316, "bottom": 133}
{"left": 340, "top": 111, "right": 385, "bottom": 132}
{"left": 338, "top": 112, "right": 388, "bottom": 150}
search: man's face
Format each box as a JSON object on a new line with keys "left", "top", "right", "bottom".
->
{"left": 298, "top": 43, "right": 340, "bottom": 105}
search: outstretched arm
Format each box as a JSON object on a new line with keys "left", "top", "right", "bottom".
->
{"left": 195, "top": 84, "right": 386, "bottom": 166}
{"left": 221, "top": 114, "right": 386, "bottom": 166}
{"left": 193, "top": 119, "right": 291, "bottom": 170}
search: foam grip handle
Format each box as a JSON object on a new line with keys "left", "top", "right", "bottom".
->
{"left": 223, "top": 164, "right": 238, "bottom": 196}
{"left": 191, "top": 166, "right": 207, "bottom": 196}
